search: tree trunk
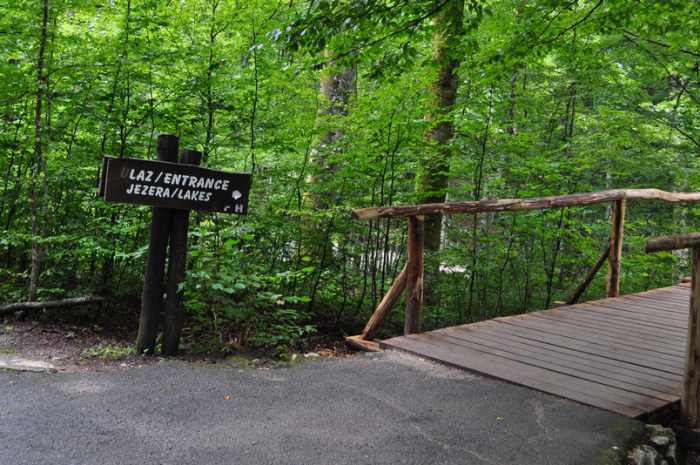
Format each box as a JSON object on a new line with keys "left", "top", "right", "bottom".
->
{"left": 414, "top": 0, "right": 464, "bottom": 311}
{"left": 298, "top": 51, "right": 356, "bottom": 263}
{"left": 416, "top": 0, "right": 463, "bottom": 250}
{"left": 27, "top": 0, "right": 50, "bottom": 304}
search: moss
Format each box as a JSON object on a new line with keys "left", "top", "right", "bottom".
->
{"left": 594, "top": 419, "right": 646, "bottom": 464}
{"left": 224, "top": 354, "right": 256, "bottom": 367}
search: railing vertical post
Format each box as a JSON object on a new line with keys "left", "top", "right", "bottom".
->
{"left": 682, "top": 246, "right": 700, "bottom": 427}
{"left": 405, "top": 216, "right": 425, "bottom": 335}
{"left": 645, "top": 233, "right": 700, "bottom": 428}
{"left": 607, "top": 199, "right": 626, "bottom": 298}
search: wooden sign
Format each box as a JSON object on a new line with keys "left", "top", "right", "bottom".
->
{"left": 99, "top": 156, "right": 251, "bottom": 214}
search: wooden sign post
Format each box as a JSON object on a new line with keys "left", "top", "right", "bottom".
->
{"left": 99, "top": 134, "right": 252, "bottom": 355}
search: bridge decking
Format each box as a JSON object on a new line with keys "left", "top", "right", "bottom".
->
{"left": 380, "top": 283, "right": 690, "bottom": 421}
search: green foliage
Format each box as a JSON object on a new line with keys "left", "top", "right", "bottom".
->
{"left": 182, "top": 220, "right": 317, "bottom": 354}
{"left": 0, "top": 0, "right": 698, "bottom": 348}
{"left": 278, "top": 0, "right": 485, "bottom": 78}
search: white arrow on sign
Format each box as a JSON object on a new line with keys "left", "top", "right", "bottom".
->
{"left": 232, "top": 190, "right": 242, "bottom": 200}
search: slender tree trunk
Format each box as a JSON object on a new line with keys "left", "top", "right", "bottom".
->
{"left": 415, "top": 0, "right": 464, "bottom": 310}
{"left": 203, "top": 0, "right": 220, "bottom": 162}
{"left": 298, "top": 51, "right": 356, "bottom": 263}
{"left": 28, "top": 0, "right": 50, "bottom": 303}
{"left": 416, "top": 1, "right": 463, "bottom": 249}
{"left": 306, "top": 53, "right": 356, "bottom": 207}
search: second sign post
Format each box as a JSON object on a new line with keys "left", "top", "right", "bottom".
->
{"left": 100, "top": 134, "right": 252, "bottom": 355}
{"left": 140, "top": 135, "right": 196, "bottom": 355}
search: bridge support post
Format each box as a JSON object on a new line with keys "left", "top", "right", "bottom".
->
{"left": 645, "top": 233, "right": 700, "bottom": 428}
{"left": 607, "top": 199, "right": 625, "bottom": 298}
{"left": 405, "top": 216, "right": 424, "bottom": 335}
{"left": 682, "top": 246, "right": 700, "bottom": 427}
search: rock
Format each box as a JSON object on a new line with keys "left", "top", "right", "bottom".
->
{"left": 631, "top": 445, "right": 660, "bottom": 465}
{"left": 628, "top": 425, "right": 677, "bottom": 465}
{"left": 0, "top": 355, "right": 58, "bottom": 373}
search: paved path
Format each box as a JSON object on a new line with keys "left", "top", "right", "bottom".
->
{"left": 0, "top": 351, "right": 642, "bottom": 464}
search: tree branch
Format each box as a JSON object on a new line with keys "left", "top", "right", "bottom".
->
{"left": 540, "top": 0, "right": 605, "bottom": 45}
{"left": 623, "top": 34, "right": 699, "bottom": 106}
{"left": 0, "top": 296, "right": 104, "bottom": 316}
{"left": 629, "top": 103, "right": 700, "bottom": 149}
{"left": 623, "top": 31, "right": 700, "bottom": 58}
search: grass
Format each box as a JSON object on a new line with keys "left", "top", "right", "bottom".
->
{"left": 80, "top": 343, "right": 137, "bottom": 360}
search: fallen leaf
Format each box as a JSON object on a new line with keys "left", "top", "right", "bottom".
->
{"left": 497, "top": 417, "right": 504, "bottom": 421}
{"left": 224, "top": 396, "right": 230, "bottom": 400}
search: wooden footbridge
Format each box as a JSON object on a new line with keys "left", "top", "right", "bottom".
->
{"left": 383, "top": 283, "right": 689, "bottom": 422}
{"left": 346, "top": 189, "right": 700, "bottom": 436}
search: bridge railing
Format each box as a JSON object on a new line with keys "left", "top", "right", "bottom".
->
{"left": 346, "top": 189, "right": 700, "bottom": 352}
{"left": 645, "top": 233, "right": 700, "bottom": 429}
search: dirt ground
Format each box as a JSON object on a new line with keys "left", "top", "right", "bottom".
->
{"left": 0, "top": 312, "right": 355, "bottom": 373}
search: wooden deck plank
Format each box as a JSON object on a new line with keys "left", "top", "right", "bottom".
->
{"left": 527, "top": 310, "right": 686, "bottom": 350}
{"left": 380, "top": 284, "right": 689, "bottom": 420}
{"left": 640, "top": 285, "right": 691, "bottom": 300}
{"left": 479, "top": 319, "right": 683, "bottom": 376}
{"left": 382, "top": 333, "right": 653, "bottom": 418}
{"left": 427, "top": 330, "right": 676, "bottom": 404}
{"left": 574, "top": 302, "right": 688, "bottom": 329}
{"left": 628, "top": 283, "right": 689, "bottom": 295}
{"left": 600, "top": 297, "right": 690, "bottom": 317}
{"left": 530, "top": 309, "right": 686, "bottom": 345}
{"left": 533, "top": 304, "right": 686, "bottom": 339}
{"left": 499, "top": 308, "right": 683, "bottom": 350}
{"left": 609, "top": 290, "right": 690, "bottom": 310}
{"left": 581, "top": 293, "right": 689, "bottom": 315}
{"left": 435, "top": 327, "right": 680, "bottom": 400}
{"left": 580, "top": 295, "right": 689, "bottom": 319}
{"left": 594, "top": 285, "right": 689, "bottom": 304}
{"left": 493, "top": 316, "right": 686, "bottom": 366}
{"left": 442, "top": 323, "right": 683, "bottom": 389}
{"left": 442, "top": 322, "right": 683, "bottom": 382}
{"left": 640, "top": 291, "right": 690, "bottom": 304}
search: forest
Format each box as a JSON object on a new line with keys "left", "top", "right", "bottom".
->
{"left": 1, "top": 0, "right": 699, "bottom": 357}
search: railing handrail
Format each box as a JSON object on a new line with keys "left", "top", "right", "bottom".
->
{"left": 346, "top": 188, "right": 700, "bottom": 354}
{"left": 350, "top": 188, "right": 700, "bottom": 221}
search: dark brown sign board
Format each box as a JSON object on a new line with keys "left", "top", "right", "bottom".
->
{"left": 99, "top": 156, "right": 251, "bottom": 214}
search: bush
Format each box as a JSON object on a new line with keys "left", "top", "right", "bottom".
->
{"left": 182, "top": 220, "right": 316, "bottom": 355}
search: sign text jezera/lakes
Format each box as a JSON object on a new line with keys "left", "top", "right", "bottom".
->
{"left": 99, "top": 156, "right": 252, "bottom": 214}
